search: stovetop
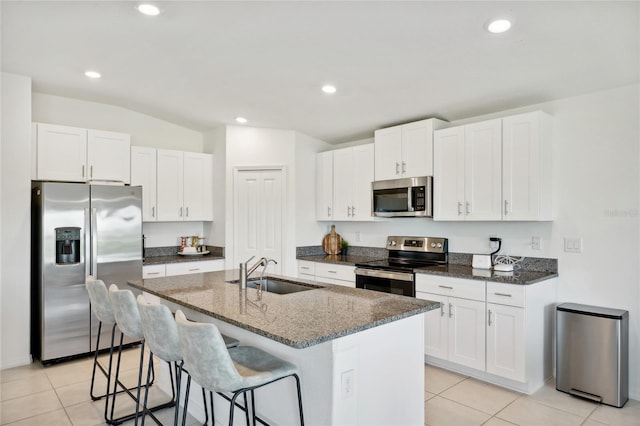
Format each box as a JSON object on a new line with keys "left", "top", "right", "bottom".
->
{"left": 355, "top": 236, "right": 449, "bottom": 273}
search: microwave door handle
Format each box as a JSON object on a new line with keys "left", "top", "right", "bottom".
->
{"left": 407, "top": 187, "right": 414, "bottom": 212}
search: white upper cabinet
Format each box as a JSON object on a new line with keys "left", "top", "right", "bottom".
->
{"left": 34, "top": 123, "right": 130, "bottom": 183}
{"left": 130, "top": 146, "right": 158, "bottom": 221}
{"left": 183, "top": 152, "right": 213, "bottom": 221}
{"left": 374, "top": 118, "right": 448, "bottom": 181}
{"left": 87, "top": 130, "right": 131, "bottom": 183}
{"left": 502, "top": 111, "right": 553, "bottom": 221}
{"left": 316, "top": 144, "right": 374, "bottom": 221}
{"left": 434, "top": 119, "right": 502, "bottom": 220}
{"left": 328, "top": 144, "right": 374, "bottom": 221}
{"left": 134, "top": 147, "right": 213, "bottom": 222}
{"left": 35, "top": 123, "right": 87, "bottom": 182}
{"left": 316, "top": 151, "right": 333, "bottom": 220}
{"left": 434, "top": 111, "right": 552, "bottom": 221}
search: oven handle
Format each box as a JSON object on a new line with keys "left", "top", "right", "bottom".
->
{"left": 355, "top": 268, "right": 414, "bottom": 282}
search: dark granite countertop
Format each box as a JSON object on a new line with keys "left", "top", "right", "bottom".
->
{"left": 128, "top": 270, "right": 439, "bottom": 349}
{"left": 414, "top": 264, "right": 558, "bottom": 285}
{"left": 144, "top": 254, "right": 224, "bottom": 265}
{"left": 296, "top": 254, "right": 382, "bottom": 266}
{"left": 297, "top": 255, "right": 557, "bottom": 285}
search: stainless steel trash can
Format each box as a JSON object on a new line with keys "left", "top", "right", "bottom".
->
{"left": 556, "top": 303, "right": 628, "bottom": 408}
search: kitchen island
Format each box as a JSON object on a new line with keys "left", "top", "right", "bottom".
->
{"left": 128, "top": 270, "right": 438, "bottom": 425}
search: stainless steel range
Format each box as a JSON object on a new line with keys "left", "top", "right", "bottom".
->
{"left": 355, "top": 236, "right": 448, "bottom": 297}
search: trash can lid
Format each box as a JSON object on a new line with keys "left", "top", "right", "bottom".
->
{"left": 557, "top": 303, "right": 628, "bottom": 319}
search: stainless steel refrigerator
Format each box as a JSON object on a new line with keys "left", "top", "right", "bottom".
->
{"left": 31, "top": 182, "right": 143, "bottom": 363}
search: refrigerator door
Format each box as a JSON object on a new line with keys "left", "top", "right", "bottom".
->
{"left": 36, "top": 182, "right": 91, "bottom": 361}
{"left": 89, "top": 185, "right": 143, "bottom": 350}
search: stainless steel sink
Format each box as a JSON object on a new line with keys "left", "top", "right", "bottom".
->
{"left": 227, "top": 277, "right": 320, "bottom": 295}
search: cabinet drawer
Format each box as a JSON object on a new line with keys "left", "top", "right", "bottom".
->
{"left": 143, "top": 264, "right": 166, "bottom": 279}
{"left": 415, "top": 275, "right": 485, "bottom": 301}
{"left": 298, "top": 260, "right": 316, "bottom": 277}
{"left": 165, "top": 260, "right": 223, "bottom": 276}
{"left": 315, "top": 262, "right": 355, "bottom": 282}
{"left": 486, "top": 282, "right": 525, "bottom": 307}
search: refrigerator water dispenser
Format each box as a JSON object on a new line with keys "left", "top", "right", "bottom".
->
{"left": 55, "top": 227, "right": 80, "bottom": 264}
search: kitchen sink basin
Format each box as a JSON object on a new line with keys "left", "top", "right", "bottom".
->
{"left": 227, "top": 277, "right": 320, "bottom": 295}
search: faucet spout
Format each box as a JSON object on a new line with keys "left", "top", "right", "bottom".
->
{"left": 239, "top": 256, "right": 277, "bottom": 291}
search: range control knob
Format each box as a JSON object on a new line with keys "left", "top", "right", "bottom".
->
{"left": 437, "top": 243, "right": 443, "bottom": 248}
{"left": 389, "top": 240, "right": 397, "bottom": 246}
{"left": 430, "top": 242, "right": 436, "bottom": 248}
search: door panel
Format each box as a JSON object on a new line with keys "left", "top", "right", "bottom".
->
{"left": 448, "top": 298, "right": 486, "bottom": 370}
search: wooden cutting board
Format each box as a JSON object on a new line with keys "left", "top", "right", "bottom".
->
{"left": 322, "top": 224, "right": 342, "bottom": 255}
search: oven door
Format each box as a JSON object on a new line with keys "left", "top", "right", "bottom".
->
{"left": 355, "top": 268, "right": 415, "bottom": 297}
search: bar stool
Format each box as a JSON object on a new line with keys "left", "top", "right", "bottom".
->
{"left": 175, "top": 310, "right": 304, "bottom": 426}
{"left": 86, "top": 277, "right": 143, "bottom": 424}
{"left": 137, "top": 295, "right": 241, "bottom": 426}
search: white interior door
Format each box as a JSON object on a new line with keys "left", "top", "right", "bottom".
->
{"left": 234, "top": 169, "right": 283, "bottom": 275}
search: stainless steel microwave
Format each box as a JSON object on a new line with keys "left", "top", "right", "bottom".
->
{"left": 372, "top": 176, "right": 433, "bottom": 217}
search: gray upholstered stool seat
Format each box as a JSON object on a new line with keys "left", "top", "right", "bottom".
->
{"left": 137, "top": 295, "right": 239, "bottom": 426}
{"left": 175, "top": 310, "right": 304, "bottom": 426}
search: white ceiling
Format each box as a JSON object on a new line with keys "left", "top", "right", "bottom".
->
{"left": 2, "top": 1, "right": 638, "bottom": 143}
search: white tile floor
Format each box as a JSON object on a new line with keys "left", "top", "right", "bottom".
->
{"left": 1, "top": 348, "right": 638, "bottom": 425}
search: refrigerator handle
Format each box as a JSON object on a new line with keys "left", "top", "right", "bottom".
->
{"left": 84, "top": 208, "right": 91, "bottom": 279}
{"left": 91, "top": 208, "right": 98, "bottom": 276}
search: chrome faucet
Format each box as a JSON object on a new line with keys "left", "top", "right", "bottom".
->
{"left": 257, "top": 258, "right": 277, "bottom": 294}
{"left": 239, "top": 256, "right": 277, "bottom": 291}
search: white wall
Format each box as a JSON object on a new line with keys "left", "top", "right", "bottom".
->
{"left": 321, "top": 84, "right": 640, "bottom": 398}
{"left": 1, "top": 73, "right": 32, "bottom": 369}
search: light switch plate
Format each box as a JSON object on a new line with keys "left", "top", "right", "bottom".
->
{"left": 564, "top": 237, "right": 583, "bottom": 253}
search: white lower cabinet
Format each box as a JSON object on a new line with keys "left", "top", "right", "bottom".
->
{"left": 144, "top": 260, "right": 224, "bottom": 278}
{"left": 417, "top": 277, "right": 486, "bottom": 370}
{"left": 297, "top": 260, "right": 355, "bottom": 287}
{"left": 417, "top": 273, "right": 556, "bottom": 394}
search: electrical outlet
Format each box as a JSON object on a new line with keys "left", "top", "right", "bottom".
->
{"left": 564, "top": 237, "right": 583, "bottom": 253}
{"left": 532, "top": 236, "right": 541, "bottom": 250}
{"left": 341, "top": 369, "right": 355, "bottom": 398}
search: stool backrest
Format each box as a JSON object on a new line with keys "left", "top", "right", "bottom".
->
{"left": 86, "top": 277, "right": 116, "bottom": 324}
{"left": 137, "top": 295, "right": 181, "bottom": 362}
{"left": 175, "top": 310, "right": 242, "bottom": 392}
{"left": 108, "top": 285, "right": 143, "bottom": 339}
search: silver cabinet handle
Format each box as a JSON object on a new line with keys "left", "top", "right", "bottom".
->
{"left": 347, "top": 206, "right": 352, "bottom": 217}
{"left": 402, "top": 161, "right": 406, "bottom": 173}
{"left": 189, "top": 268, "right": 200, "bottom": 272}
{"left": 179, "top": 207, "right": 183, "bottom": 217}
{"left": 448, "top": 303, "right": 453, "bottom": 318}
{"left": 351, "top": 206, "right": 355, "bottom": 216}
{"left": 152, "top": 206, "right": 155, "bottom": 218}
{"left": 395, "top": 162, "right": 400, "bottom": 174}
{"left": 186, "top": 207, "right": 189, "bottom": 217}
{"left": 327, "top": 206, "right": 331, "bottom": 217}
{"left": 82, "top": 165, "right": 85, "bottom": 178}
{"left": 300, "top": 266, "right": 310, "bottom": 270}
{"left": 494, "top": 292, "right": 513, "bottom": 297}
{"left": 438, "top": 285, "right": 453, "bottom": 289}
{"left": 457, "top": 202, "right": 463, "bottom": 216}
{"left": 466, "top": 202, "right": 471, "bottom": 215}
{"left": 328, "top": 270, "right": 337, "bottom": 274}
{"left": 147, "top": 272, "right": 160, "bottom": 275}
{"left": 504, "top": 200, "right": 509, "bottom": 215}
{"left": 440, "top": 304, "right": 445, "bottom": 317}
{"left": 488, "top": 309, "right": 492, "bottom": 326}
{"left": 90, "top": 165, "right": 93, "bottom": 178}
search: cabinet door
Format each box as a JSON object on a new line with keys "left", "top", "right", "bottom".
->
{"left": 351, "top": 144, "right": 374, "bottom": 221}
{"left": 183, "top": 152, "right": 213, "bottom": 221}
{"left": 374, "top": 125, "right": 402, "bottom": 181}
{"left": 316, "top": 151, "right": 334, "bottom": 220}
{"left": 502, "top": 111, "right": 550, "bottom": 221}
{"left": 448, "top": 297, "right": 486, "bottom": 370}
{"left": 130, "top": 146, "right": 157, "bottom": 222}
{"left": 36, "top": 123, "right": 87, "bottom": 182}
{"left": 402, "top": 120, "right": 432, "bottom": 178}
{"left": 87, "top": 130, "right": 131, "bottom": 183}
{"left": 418, "top": 292, "right": 448, "bottom": 360}
{"left": 464, "top": 119, "right": 502, "bottom": 220}
{"left": 332, "top": 147, "right": 353, "bottom": 221}
{"left": 486, "top": 303, "right": 525, "bottom": 382}
{"left": 433, "top": 127, "right": 465, "bottom": 220}
{"left": 156, "top": 149, "right": 184, "bottom": 221}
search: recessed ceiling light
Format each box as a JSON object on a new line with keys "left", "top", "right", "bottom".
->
{"left": 322, "top": 85, "right": 337, "bottom": 94}
{"left": 235, "top": 117, "right": 248, "bottom": 124}
{"left": 137, "top": 4, "right": 160, "bottom": 16}
{"left": 487, "top": 19, "right": 512, "bottom": 34}
{"left": 84, "top": 70, "right": 101, "bottom": 79}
